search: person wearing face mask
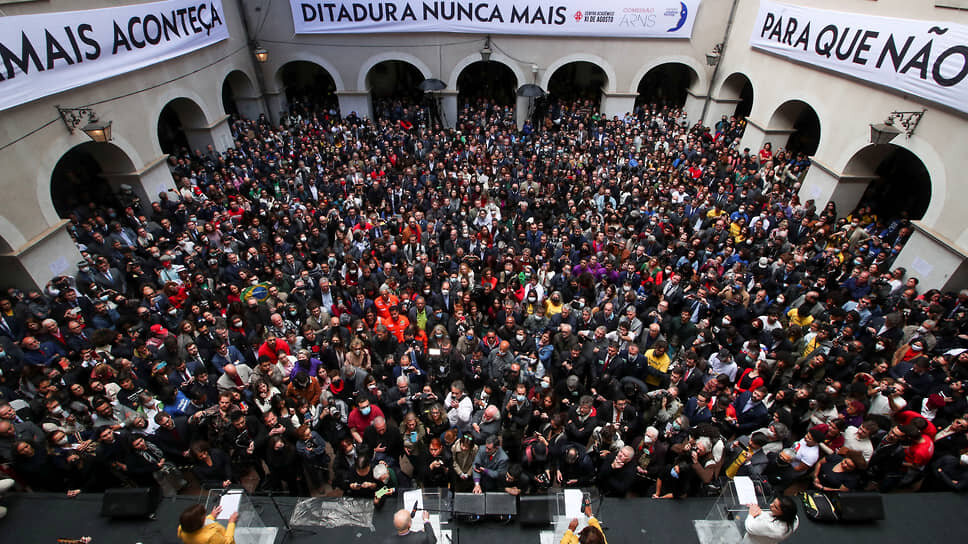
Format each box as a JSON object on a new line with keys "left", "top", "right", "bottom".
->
{"left": 510, "top": 328, "right": 536, "bottom": 356}
{"left": 347, "top": 398, "right": 384, "bottom": 442}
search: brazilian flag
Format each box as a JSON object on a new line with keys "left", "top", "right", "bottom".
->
{"left": 242, "top": 282, "right": 271, "bottom": 302}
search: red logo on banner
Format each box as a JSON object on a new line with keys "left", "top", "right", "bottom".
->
{"left": 573, "top": 10, "right": 582, "bottom": 21}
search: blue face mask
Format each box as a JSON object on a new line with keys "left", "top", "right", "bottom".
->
{"left": 361, "top": 406, "right": 371, "bottom": 416}
{"left": 516, "top": 395, "right": 526, "bottom": 403}
{"left": 670, "top": 467, "right": 680, "bottom": 479}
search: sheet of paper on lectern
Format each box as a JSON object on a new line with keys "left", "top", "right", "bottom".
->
{"left": 217, "top": 490, "right": 243, "bottom": 519}
{"left": 734, "top": 476, "right": 757, "bottom": 505}
{"left": 564, "top": 489, "right": 584, "bottom": 518}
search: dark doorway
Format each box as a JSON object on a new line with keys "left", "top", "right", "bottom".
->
{"left": 547, "top": 61, "right": 607, "bottom": 106}
{"left": 857, "top": 146, "right": 931, "bottom": 221}
{"left": 636, "top": 63, "right": 697, "bottom": 109}
{"left": 457, "top": 61, "right": 517, "bottom": 107}
{"left": 157, "top": 104, "right": 190, "bottom": 156}
{"left": 51, "top": 143, "right": 134, "bottom": 218}
{"left": 279, "top": 61, "right": 338, "bottom": 114}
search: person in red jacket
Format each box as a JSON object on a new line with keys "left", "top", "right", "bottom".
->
{"left": 258, "top": 335, "right": 291, "bottom": 365}
{"left": 347, "top": 397, "right": 384, "bottom": 443}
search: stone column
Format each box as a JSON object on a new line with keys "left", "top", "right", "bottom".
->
{"left": 516, "top": 95, "right": 531, "bottom": 129}
{"left": 892, "top": 221, "right": 968, "bottom": 291}
{"left": 234, "top": 95, "right": 267, "bottom": 122}
{"left": 337, "top": 91, "right": 373, "bottom": 120}
{"left": 683, "top": 89, "right": 707, "bottom": 126}
{"left": 439, "top": 90, "right": 458, "bottom": 129}
{"left": 798, "top": 159, "right": 874, "bottom": 219}
{"left": 703, "top": 97, "right": 741, "bottom": 127}
{"left": 0, "top": 221, "right": 81, "bottom": 290}
{"left": 264, "top": 90, "right": 288, "bottom": 126}
{"left": 102, "top": 155, "right": 177, "bottom": 206}
{"left": 739, "top": 118, "right": 795, "bottom": 155}
{"left": 183, "top": 114, "right": 233, "bottom": 154}
{"left": 600, "top": 92, "right": 638, "bottom": 120}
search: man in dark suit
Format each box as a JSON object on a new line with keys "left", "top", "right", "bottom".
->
{"left": 591, "top": 342, "right": 627, "bottom": 384}
{"left": 151, "top": 412, "right": 193, "bottom": 464}
{"left": 684, "top": 390, "right": 713, "bottom": 425}
{"left": 385, "top": 508, "right": 436, "bottom": 544}
{"left": 732, "top": 387, "right": 770, "bottom": 435}
{"left": 679, "top": 352, "right": 706, "bottom": 399}
{"left": 92, "top": 257, "right": 126, "bottom": 293}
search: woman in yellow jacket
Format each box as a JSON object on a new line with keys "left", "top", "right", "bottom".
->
{"left": 177, "top": 504, "right": 239, "bottom": 544}
{"left": 560, "top": 504, "right": 606, "bottom": 544}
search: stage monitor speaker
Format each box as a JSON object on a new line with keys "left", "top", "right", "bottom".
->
{"left": 837, "top": 493, "right": 884, "bottom": 521}
{"left": 453, "top": 492, "right": 485, "bottom": 521}
{"left": 484, "top": 493, "right": 517, "bottom": 516}
{"left": 100, "top": 487, "right": 161, "bottom": 519}
{"left": 519, "top": 495, "right": 556, "bottom": 526}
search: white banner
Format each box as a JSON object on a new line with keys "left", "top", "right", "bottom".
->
{"left": 751, "top": 1, "right": 968, "bottom": 114}
{"left": 0, "top": 0, "right": 229, "bottom": 112}
{"left": 290, "top": 0, "right": 702, "bottom": 38}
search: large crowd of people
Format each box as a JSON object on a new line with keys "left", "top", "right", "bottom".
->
{"left": 0, "top": 94, "right": 966, "bottom": 517}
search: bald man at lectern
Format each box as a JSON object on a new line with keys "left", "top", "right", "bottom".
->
{"left": 385, "top": 508, "right": 436, "bottom": 544}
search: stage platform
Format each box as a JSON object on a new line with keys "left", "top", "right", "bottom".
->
{"left": 4, "top": 491, "right": 968, "bottom": 544}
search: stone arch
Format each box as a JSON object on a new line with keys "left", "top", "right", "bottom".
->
{"left": 357, "top": 52, "right": 433, "bottom": 91}
{"left": 717, "top": 72, "right": 754, "bottom": 118}
{"left": 539, "top": 54, "right": 617, "bottom": 94}
{"left": 454, "top": 59, "right": 520, "bottom": 107}
{"left": 221, "top": 69, "right": 258, "bottom": 116}
{"left": 634, "top": 61, "right": 702, "bottom": 108}
{"left": 629, "top": 55, "right": 707, "bottom": 95}
{"left": 270, "top": 53, "right": 345, "bottom": 92}
{"left": 37, "top": 132, "right": 146, "bottom": 227}
{"left": 157, "top": 96, "right": 211, "bottom": 155}
{"left": 448, "top": 53, "right": 525, "bottom": 92}
{"left": 0, "top": 215, "right": 27, "bottom": 252}
{"left": 766, "top": 99, "right": 822, "bottom": 156}
{"left": 839, "top": 135, "right": 947, "bottom": 226}
{"left": 842, "top": 144, "right": 931, "bottom": 221}
{"left": 275, "top": 60, "right": 340, "bottom": 112}
{"left": 48, "top": 141, "right": 140, "bottom": 219}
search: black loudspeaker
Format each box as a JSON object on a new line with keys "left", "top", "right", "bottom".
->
{"left": 101, "top": 487, "right": 161, "bottom": 519}
{"left": 837, "top": 493, "right": 884, "bottom": 521}
{"left": 519, "top": 496, "right": 556, "bottom": 526}
{"left": 484, "top": 492, "right": 517, "bottom": 517}
{"left": 453, "top": 492, "right": 486, "bottom": 522}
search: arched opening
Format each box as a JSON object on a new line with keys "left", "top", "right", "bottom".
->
{"left": 50, "top": 142, "right": 137, "bottom": 219}
{"left": 546, "top": 61, "right": 607, "bottom": 106}
{"left": 457, "top": 61, "right": 517, "bottom": 109}
{"left": 768, "top": 100, "right": 821, "bottom": 156}
{"left": 278, "top": 61, "right": 338, "bottom": 115}
{"left": 846, "top": 145, "right": 931, "bottom": 222}
{"left": 157, "top": 98, "right": 209, "bottom": 156}
{"left": 222, "top": 70, "right": 258, "bottom": 118}
{"left": 367, "top": 60, "right": 425, "bottom": 121}
{"left": 719, "top": 72, "right": 754, "bottom": 119}
{"left": 636, "top": 63, "right": 699, "bottom": 109}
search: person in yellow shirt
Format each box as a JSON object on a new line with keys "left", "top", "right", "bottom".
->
{"left": 177, "top": 504, "right": 238, "bottom": 544}
{"left": 560, "top": 503, "right": 606, "bottom": 544}
{"left": 786, "top": 303, "right": 814, "bottom": 329}
{"left": 644, "top": 341, "right": 672, "bottom": 388}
